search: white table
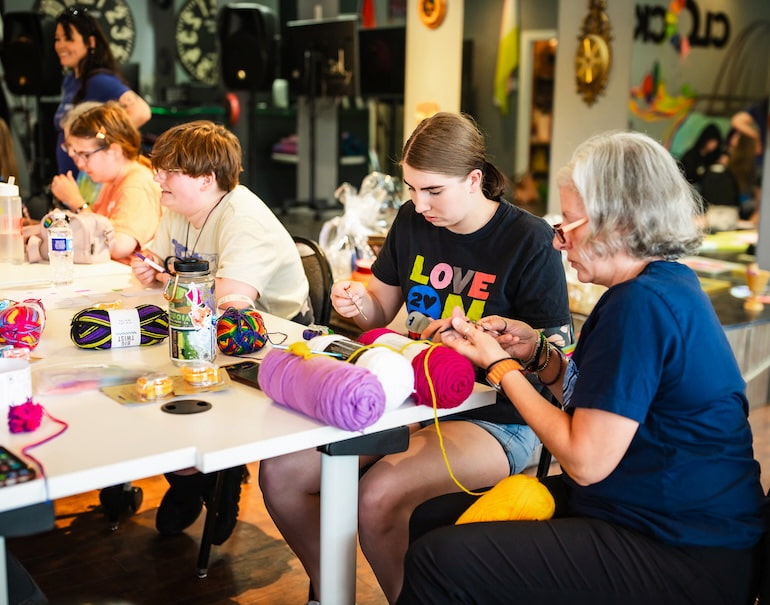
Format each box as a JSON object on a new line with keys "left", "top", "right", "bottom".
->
{"left": 0, "top": 291, "right": 495, "bottom": 605}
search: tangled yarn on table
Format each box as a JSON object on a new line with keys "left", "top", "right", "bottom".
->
{"left": 0, "top": 298, "right": 46, "bottom": 349}
{"left": 70, "top": 304, "right": 168, "bottom": 349}
{"left": 216, "top": 307, "right": 268, "bottom": 355}
{"left": 359, "top": 328, "right": 475, "bottom": 408}
{"left": 258, "top": 346, "right": 386, "bottom": 431}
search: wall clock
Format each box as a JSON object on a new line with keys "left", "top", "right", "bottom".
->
{"left": 35, "top": 0, "right": 136, "bottom": 65}
{"left": 418, "top": 0, "right": 447, "bottom": 30}
{"left": 575, "top": 0, "right": 612, "bottom": 106}
{"left": 175, "top": 0, "right": 219, "bottom": 86}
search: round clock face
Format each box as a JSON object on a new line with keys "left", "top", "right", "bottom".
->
{"left": 35, "top": 0, "right": 136, "bottom": 64}
{"left": 419, "top": 0, "right": 447, "bottom": 30}
{"left": 575, "top": 34, "right": 610, "bottom": 105}
{"left": 175, "top": 0, "right": 219, "bottom": 86}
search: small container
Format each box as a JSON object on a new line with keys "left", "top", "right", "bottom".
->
{"left": 167, "top": 258, "right": 216, "bottom": 366}
{"left": 0, "top": 179, "right": 24, "bottom": 264}
{"left": 136, "top": 372, "right": 174, "bottom": 401}
{"left": 181, "top": 361, "right": 221, "bottom": 387}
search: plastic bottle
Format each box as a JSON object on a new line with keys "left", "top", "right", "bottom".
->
{"left": 48, "top": 210, "right": 74, "bottom": 285}
{"left": 0, "top": 178, "right": 24, "bottom": 264}
{"left": 167, "top": 258, "right": 216, "bottom": 366}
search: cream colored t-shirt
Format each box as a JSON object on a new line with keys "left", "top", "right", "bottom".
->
{"left": 149, "top": 185, "right": 309, "bottom": 320}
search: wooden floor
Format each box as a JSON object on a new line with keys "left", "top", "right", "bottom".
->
{"left": 7, "top": 403, "right": 770, "bottom": 605}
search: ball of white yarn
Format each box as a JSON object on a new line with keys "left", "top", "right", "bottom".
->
{"left": 354, "top": 347, "right": 415, "bottom": 410}
{"left": 308, "top": 334, "right": 415, "bottom": 409}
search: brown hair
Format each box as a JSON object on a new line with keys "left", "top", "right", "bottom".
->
{"left": 69, "top": 100, "right": 147, "bottom": 166}
{"left": 55, "top": 8, "right": 124, "bottom": 104}
{"left": 150, "top": 121, "right": 243, "bottom": 192}
{"left": 400, "top": 112, "right": 506, "bottom": 198}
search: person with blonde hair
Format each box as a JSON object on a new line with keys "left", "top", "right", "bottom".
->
{"left": 51, "top": 100, "right": 161, "bottom": 260}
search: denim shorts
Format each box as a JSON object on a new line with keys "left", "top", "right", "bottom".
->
{"left": 421, "top": 418, "right": 540, "bottom": 474}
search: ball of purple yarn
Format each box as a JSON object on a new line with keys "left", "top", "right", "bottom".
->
{"left": 70, "top": 304, "right": 169, "bottom": 349}
{"left": 258, "top": 349, "right": 386, "bottom": 431}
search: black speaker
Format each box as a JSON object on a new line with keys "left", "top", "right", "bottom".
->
{"left": 1, "top": 12, "right": 62, "bottom": 96}
{"left": 218, "top": 3, "right": 277, "bottom": 91}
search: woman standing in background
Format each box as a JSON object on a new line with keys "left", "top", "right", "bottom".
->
{"left": 53, "top": 6, "right": 150, "bottom": 177}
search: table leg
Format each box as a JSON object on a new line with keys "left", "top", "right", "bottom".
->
{"left": 319, "top": 452, "right": 359, "bottom": 605}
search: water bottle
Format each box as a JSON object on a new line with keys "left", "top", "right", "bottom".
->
{"left": 48, "top": 210, "right": 74, "bottom": 286}
{"left": 0, "top": 178, "right": 24, "bottom": 264}
{"left": 167, "top": 258, "right": 216, "bottom": 366}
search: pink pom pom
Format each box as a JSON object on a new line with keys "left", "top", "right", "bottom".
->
{"left": 8, "top": 399, "right": 44, "bottom": 433}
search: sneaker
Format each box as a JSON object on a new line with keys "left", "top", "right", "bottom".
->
{"left": 155, "top": 472, "right": 206, "bottom": 536}
{"left": 202, "top": 465, "right": 246, "bottom": 545}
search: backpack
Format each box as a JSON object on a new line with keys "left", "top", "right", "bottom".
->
{"left": 26, "top": 210, "right": 114, "bottom": 264}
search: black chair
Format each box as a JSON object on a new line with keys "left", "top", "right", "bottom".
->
{"left": 293, "top": 235, "right": 334, "bottom": 326}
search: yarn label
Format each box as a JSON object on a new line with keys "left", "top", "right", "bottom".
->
{"left": 107, "top": 308, "right": 141, "bottom": 348}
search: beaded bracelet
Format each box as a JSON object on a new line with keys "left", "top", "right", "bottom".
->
{"left": 539, "top": 344, "right": 564, "bottom": 386}
{"left": 523, "top": 331, "right": 546, "bottom": 372}
{"left": 530, "top": 337, "right": 552, "bottom": 374}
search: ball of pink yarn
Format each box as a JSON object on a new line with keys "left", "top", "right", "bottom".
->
{"left": 412, "top": 345, "right": 475, "bottom": 408}
{"left": 358, "top": 327, "right": 394, "bottom": 345}
{"left": 360, "top": 328, "right": 476, "bottom": 408}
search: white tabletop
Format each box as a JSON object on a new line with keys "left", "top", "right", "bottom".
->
{"left": 0, "top": 291, "right": 495, "bottom": 512}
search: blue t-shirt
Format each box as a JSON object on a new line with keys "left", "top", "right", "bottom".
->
{"left": 563, "top": 260, "right": 765, "bottom": 549}
{"left": 54, "top": 71, "right": 130, "bottom": 175}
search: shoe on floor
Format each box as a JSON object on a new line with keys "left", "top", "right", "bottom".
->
{"left": 203, "top": 465, "right": 246, "bottom": 545}
{"left": 155, "top": 472, "right": 207, "bottom": 536}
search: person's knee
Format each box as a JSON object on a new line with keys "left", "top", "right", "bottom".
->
{"left": 258, "top": 452, "right": 318, "bottom": 498}
{"left": 358, "top": 471, "right": 407, "bottom": 532}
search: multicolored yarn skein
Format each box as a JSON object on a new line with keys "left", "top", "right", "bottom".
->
{"left": 308, "top": 334, "right": 415, "bottom": 410}
{"left": 258, "top": 343, "right": 386, "bottom": 431}
{"left": 216, "top": 307, "right": 268, "bottom": 355}
{"left": 0, "top": 299, "right": 46, "bottom": 349}
{"left": 359, "top": 328, "right": 475, "bottom": 409}
{"left": 70, "top": 304, "right": 168, "bottom": 349}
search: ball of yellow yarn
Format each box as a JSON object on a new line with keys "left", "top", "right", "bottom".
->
{"left": 455, "top": 475, "right": 555, "bottom": 524}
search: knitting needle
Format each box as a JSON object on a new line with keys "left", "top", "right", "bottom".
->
{"left": 270, "top": 343, "right": 344, "bottom": 358}
{"left": 134, "top": 252, "right": 166, "bottom": 273}
{"left": 344, "top": 285, "right": 368, "bottom": 320}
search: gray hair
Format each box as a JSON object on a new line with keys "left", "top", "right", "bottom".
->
{"left": 556, "top": 130, "right": 704, "bottom": 260}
